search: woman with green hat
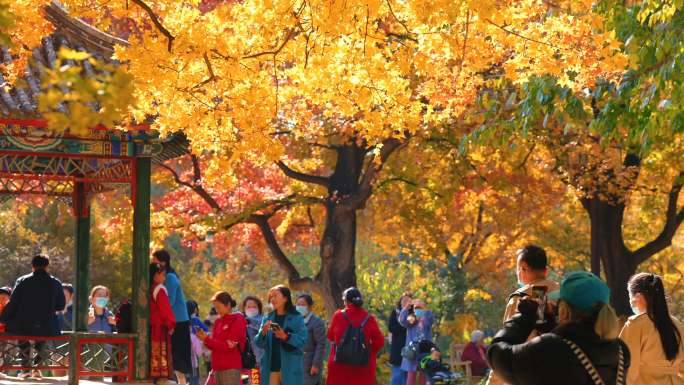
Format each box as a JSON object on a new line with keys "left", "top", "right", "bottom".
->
{"left": 487, "top": 271, "right": 630, "bottom": 385}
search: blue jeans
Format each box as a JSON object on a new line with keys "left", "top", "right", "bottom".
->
{"left": 391, "top": 365, "right": 408, "bottom": 385}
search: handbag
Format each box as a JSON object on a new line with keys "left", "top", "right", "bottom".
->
{"left": 401, "top": 340, "right": 420, "bottom": 360}
{"left": 241, "top": 332, "right": 257, "bottom": 369}
{"left": 561, "top": 338, "right": 625, "bottom": 385}
{"left": 224, "top": 317, "right": 257, "bottom": 370}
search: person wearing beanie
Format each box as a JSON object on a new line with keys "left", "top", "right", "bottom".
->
{"left": 487, "top": 271, "right": 631, "bottom": 385}
{"left": 326, "top": 287, "right": 385, "bottom": 385}
{"left": 197, "top": 291, "right": 246, "bottom": 385}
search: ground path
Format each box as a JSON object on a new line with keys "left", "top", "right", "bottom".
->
{"left": 0, "top": 377, "right": 155, "bottom": 385}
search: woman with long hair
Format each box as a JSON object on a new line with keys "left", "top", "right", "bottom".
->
{"left": 153, "top": 249, "right": 192, "bottom": 385}
{"left": 620, "top": 272, "right": 684, "bottom": 385}
{"left": 255, "top": 285, "right": 307, "bottom": 385}
{"left": 150, "top": 263, "right": 176, "bottom": 384}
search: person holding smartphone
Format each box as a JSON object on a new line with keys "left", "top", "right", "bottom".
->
{"left": 255, "top": 285, "right": 307, "bottom": 385}
{"left": 197, "top": 292, "right": 246, "bottom": 385}
{"left": 487, "top": 245, "right": 559, "bottom": 385}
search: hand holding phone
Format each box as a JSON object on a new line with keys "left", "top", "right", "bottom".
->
{"left": 531, "top": 285, "right": 548, "bottom": 325}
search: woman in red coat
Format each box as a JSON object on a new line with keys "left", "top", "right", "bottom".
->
{"left": 326, "top": 287, "right": 385, "bottom": 385}
{"left": 197, "top": 291, "right": 247, "bottom": 385}
{"left": 150, "top": 263, "right": 177, "bottom": 382}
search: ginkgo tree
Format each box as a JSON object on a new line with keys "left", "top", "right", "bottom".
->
{"left": 2, "top": 0, "right": 626, "bottom": 310}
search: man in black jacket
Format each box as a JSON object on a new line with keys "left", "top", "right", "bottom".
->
{"left": 388, "top": 293, "right": 411, "bottom": 385}
{"left": 487, "top": 271, "right": 630, "bottom": 385}
{"left": 0, "top": 254, "right": 66, "bottom": 378}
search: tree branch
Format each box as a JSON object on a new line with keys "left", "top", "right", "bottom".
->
{"left": 249, "top": 214, "right": 314, "bottom": 290}
{"left": 632, "top": 171, "right": 684, "bottom": 264}
{"left": 354, "top": 137, "right": 405, "bottom": 208}
{"left": 131, "top": 0, "right": 175, "bottom": 52}
{"left": 277, "top": 161, "right": 330, "bottom": 188}
{"left": 243, "top": 29, "right": 296, "bottom": 59}
{"left": 192, "top": 53, "right": 217, "bottom": 89}
{"left": 157, "top": 157, "right": 222, "bottom": 212}
{"left": 377, "top": 177, "right": 443, "bottom": 198}
{"left": 485, "top": 19, "right": 560, "bottom": 49}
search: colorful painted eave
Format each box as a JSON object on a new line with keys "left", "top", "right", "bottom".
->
{"left": 0, "top": 118, "right": 163, "bottom": 159}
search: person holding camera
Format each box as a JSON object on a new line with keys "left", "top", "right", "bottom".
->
{"left": 399, "top": 298, "right": 434, "bottom": 385}
{"left": 487, "top": 271, "right": 630, "bottom": 385}
{"left": 487, "top": 245, "right": 560, "bottom": 385}
{"left": 255, "top": 285, "right": 307, "bottom": 385}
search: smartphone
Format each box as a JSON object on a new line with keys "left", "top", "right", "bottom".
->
{"left": 271, "top": 322, "right": 282, "bottom": 331}
{"left": 531, "top": 285, "right": 548, "bottom": 325}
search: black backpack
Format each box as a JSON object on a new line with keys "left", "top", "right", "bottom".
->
{"left": 333, "top": 310, "right": 371, "bottom": 366}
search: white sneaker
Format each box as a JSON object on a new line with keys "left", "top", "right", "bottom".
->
{"left": 17, "top": 371, "right": 31, "bottom": 379}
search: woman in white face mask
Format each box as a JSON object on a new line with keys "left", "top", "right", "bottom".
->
{"left": 620, "top": 273, "right": 684, "bottom": 385}
{"left": 296, "top": 294, "right": 326, "bottom": 385}
{"left": 242, "top": 296, "right": 266, "bottom": 371}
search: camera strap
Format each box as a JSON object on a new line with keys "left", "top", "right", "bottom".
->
{"left": 561, "top": 338, "right": 625, "bottom": 385}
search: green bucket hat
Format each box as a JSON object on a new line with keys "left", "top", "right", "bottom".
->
{"left": 548, "top": 271, "right": 610, "bottom": 312}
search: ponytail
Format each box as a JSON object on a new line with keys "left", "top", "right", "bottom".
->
{"left": 628, "top": 273, "right": 682, "bottom": 361}
{"left": 566, "top": 301, "right": 620, "bottom": 340}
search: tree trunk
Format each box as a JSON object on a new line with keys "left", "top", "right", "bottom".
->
{"left": 584, "top": 198, "right": 635, "bottom": 315}
{"left": 315, "top": 144, "right": 365, "bottom": 315}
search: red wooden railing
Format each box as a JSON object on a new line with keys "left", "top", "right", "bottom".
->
{"left": 0, "top": 333, "right": 135, "bottom": 382}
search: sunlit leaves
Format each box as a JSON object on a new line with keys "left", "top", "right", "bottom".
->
{"left": 37, "top": 48, "right": 135, "bottom": 135}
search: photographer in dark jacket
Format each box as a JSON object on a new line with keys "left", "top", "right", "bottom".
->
{"left": 388, "top": 293, "right": 411, "bottom": 385}
{"left": 488, "top": 271, "right": 630, "bottom": 385}
{"left": 0, "top": 254, "right": 66, "bottom": 379}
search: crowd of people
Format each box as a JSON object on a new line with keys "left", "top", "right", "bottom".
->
{"left": 0, "top": 245, "right": 682, "bottom": 385}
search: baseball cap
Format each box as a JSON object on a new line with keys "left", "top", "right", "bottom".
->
{"left": 548, "top": 271, "right": 610, "bottom": 312}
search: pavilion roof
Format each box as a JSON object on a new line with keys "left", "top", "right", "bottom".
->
{"left": 0, "top": 2, "right": 189, "bottom": 200}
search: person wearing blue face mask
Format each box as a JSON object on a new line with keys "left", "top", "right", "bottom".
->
{"left": 87, "top": 285, "right": 116, "bottom": 333}
{"left": 400, "top": 299, "right": 434, "bottom": 385}
{"left": 86, "top": 285, "right": 117, "bottom": 379}
{"left": 296, "top": 294, "right": 327, "bottom": 385}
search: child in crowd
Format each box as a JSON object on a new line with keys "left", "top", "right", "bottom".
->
{"left": 187, "top": 300, "right": 209, "bottom": 385}
{"left": 420, "top": 348, "right": 462, "bottom": 385}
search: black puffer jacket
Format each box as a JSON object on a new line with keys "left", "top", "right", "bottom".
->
{"left": 0, "top": 269, "right": 66, "bottom": 336}
{"left": 387, "top": 308, "right": 407, "bottom": 366}
{"left": 487, "top": 313, "right": 630, "bottom": 385}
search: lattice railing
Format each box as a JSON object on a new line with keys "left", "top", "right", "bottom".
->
{"left": 0, "top": 335, "right": 69, "bottom": 371}
{"left": 76, "top": 336, "right": 134, "bottom": 378}
{"left": 0, "top": 177, "right": 73, "bottom": 196}
{"left": 0, "top": 154, "right": 132, "bottom": 183}
{"left": 0, "top": 334, "right": 134, "bottom": 381}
